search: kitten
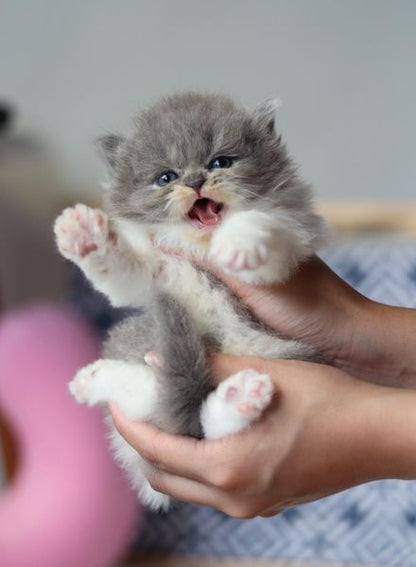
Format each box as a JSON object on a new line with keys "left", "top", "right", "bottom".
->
{"left": 54, "top": 92, "right": 327, "bottom": 510}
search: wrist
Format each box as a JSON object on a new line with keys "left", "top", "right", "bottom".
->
{"left": 372, "top": 303, "right": 416, "bottom": 387}
{"left": 333, "top": 294, "right": 416, "bottom": 387}
{"left": 359, "top": 301, "right": 416, "bottom": 387}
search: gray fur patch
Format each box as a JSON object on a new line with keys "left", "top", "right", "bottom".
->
{"left": 100, "top": 92, "right": 308, "bottom": 223}
{"left": 104, "top": 293, "right": 212, "bottom": 437}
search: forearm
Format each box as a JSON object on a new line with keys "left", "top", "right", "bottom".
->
{"left": 372, "top": 303, "right": 416, "bottom": 387}
{"left": 342, "top": 299, "right": 416, "bottom": 388}
{"left": 283, "top": 258, "right": 416, "bottom": 387}
{"left": 360, "top": 385, "right": 416, "bottom": 480}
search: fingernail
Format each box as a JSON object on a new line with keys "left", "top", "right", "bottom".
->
{"left": 144, "top": 350, "right": 163, "bottom": 370}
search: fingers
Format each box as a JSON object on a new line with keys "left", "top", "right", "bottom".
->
{"left": 148, "top": 468, "right": 223, "bottom": 509}
{"left": 110, "top": 399, "right": 290, "bottom": 519}
{"left": 148, "top": 468, "right": 264, "bottom": 519}
{"left": 110, "top": 402, "right": 271, "bottom": 489}
{"left": 110, "top": 403, "right": 216, "bottom": 483}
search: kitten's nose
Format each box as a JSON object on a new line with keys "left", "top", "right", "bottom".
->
{"left": 184, "top": 175, "right": 206, "bottom": 192}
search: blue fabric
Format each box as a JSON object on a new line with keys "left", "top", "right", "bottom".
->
{"left": 70, "top": 237, "right": 416, "bottom": 565}
{"left": 135, "top": 483, "right": 416, "bottom": 564}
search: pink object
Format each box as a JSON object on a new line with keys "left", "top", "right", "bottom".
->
{"left": 0, "top": 305, "right": 139, "bottom": 567}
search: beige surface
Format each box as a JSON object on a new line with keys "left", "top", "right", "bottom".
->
{"left": 319, "top": 202, "right": 416, "bottom": 235}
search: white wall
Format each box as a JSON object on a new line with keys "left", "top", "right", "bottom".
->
{"left": 1, "top": 0, "right": 415, "bottom": 202}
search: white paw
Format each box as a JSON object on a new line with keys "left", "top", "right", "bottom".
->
{"left": 54, "top": 204, "right": 113, "bottom": 261}
{"left": 209, "top": 235, "right": 270, "bottom": 273}
{"left": 69, "top": 360, "right": 105, "bottom": 405}
{"left": 217, "top": 369, "right": 273, "bottom": 418}
{"left": 70, "top": 359, "right": 158, "bottom": 418}
{"left": 208, "top": 211, "right": 274, "bottom": 275}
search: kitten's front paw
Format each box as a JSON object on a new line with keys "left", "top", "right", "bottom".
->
{"left": 54, "top": 204, "right": 112, "bottom": 262}
{"left": 209, "top": 231, "right": 270, "bottom": 274}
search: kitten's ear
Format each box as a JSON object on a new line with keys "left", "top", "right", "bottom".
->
{"left": 96, "top": 134, "right": 125, "bottom": 171}
{"left": 253, "top": 98, "right": 281, "bottom": 136}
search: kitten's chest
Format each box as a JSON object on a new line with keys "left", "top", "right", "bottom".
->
{"left": 154, "top": 256, "right": 236, "bottom": 336}
{"left": 152, "top": 255, "right": 294, "bottom": 359}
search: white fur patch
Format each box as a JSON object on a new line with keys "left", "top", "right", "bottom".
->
{"left": 201, "top": 369, "right": 273, "bottom": 439}
{"left": 209, "top": 209, "right": 310, "bottom": 284}
{"left": 69, "top": 359, "right": 158, "bottom": 420}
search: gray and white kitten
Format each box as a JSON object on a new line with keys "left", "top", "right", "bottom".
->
{"left": 54, "top": 92, "right": 327, "bottom": 511}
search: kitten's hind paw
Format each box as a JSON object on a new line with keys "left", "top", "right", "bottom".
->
{"left": 54, "top": 204, "right": 113, "bottom": 262}
{"left": 69, "top": 359, "right": 107, "bottom": 406}
{"left": 201, "top": 370, "right": 274, "bottom": 439}
{"left": 217, "top": 370, "right": 273, "bottom": 418}
{"left": 69, "top": 359, "right": 158, "bottom": 419}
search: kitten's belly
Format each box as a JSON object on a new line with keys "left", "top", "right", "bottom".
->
{"left": 156, "top": 256, "right": 312, "bottom": 361}
{"left": 156, "top": 257, "right": 237, "bottom": 337}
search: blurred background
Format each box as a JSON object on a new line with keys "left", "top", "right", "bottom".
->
{"left": 1, "top": 1, "right": 415, "bottom": 566}
{"left": 1, "top": 0, "right": 415, "bottom": 307}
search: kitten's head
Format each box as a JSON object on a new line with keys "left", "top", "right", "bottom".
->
{"left": 98, "top": 92, "right": 302, "bottom": 244}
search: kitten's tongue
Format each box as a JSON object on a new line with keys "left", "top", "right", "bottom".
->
{"left": 189, "top": 198, "right": 223, "bottom": 227}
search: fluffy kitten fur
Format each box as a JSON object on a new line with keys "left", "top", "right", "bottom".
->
{"left": 54, "top": 92, "right": 327, "bottom": 510}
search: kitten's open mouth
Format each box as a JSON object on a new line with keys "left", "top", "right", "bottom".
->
{"left": 187, "top": 198, "right": 225, "bottom": 230}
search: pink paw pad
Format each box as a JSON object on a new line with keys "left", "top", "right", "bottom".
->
{"left": 79, "top": 242, "right": 98, "bottom": 257}
{"left": 210, "top": 242, "right": 269, "bottom": 273}
{"left": 249, "top": 380, "right": 266, "bottom": 398}
{"left": 237, "top": 402, "right": 257, "bottom": 415}
{"left": 219, "top": 369, "right": 273, "bottom": 418}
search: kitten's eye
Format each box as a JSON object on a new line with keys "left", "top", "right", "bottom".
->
{"left": 156, "top": 170, "right": 178, "bottom": 186}
{"left": 208, "top": 156, "right": 234, "bottom": 170}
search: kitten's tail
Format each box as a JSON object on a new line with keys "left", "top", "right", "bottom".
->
{"left": 153, "top": 292, "right": 213, "bottom": 438}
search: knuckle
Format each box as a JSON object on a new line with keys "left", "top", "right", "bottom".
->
{"left": 211, "top": 468, "right": 242, "bottom": 491}
{"left": 136, "top": 443, "right": 154, "bottom": 465}
{"left": 147, "top": 469, "right": 166, "bottom": 494}
{"left": 140, "top": 431, "right": 164, "bottom": 466}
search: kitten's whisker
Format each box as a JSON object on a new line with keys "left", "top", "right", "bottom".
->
{"left": 237, "top": 187, "right": 277, "bottom": 204}
{"left": 237, "top": 179, "right": 291, "bottom": 204}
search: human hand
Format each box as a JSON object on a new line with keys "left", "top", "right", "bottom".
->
{"left": 162, "top": 246, "right": 416, "bottom": 387}
{"left": 111, "top": 353, "right": 416, "bottom": 518}
{"left": 212, "top": 256, "right": 416, "bottom": 387}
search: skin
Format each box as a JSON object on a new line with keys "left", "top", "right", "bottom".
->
{"left": 110, "top": 257, "right": 416, "bottom": 518}
{"left": 210, "top": 257, "right": 416, "bottom": 388}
